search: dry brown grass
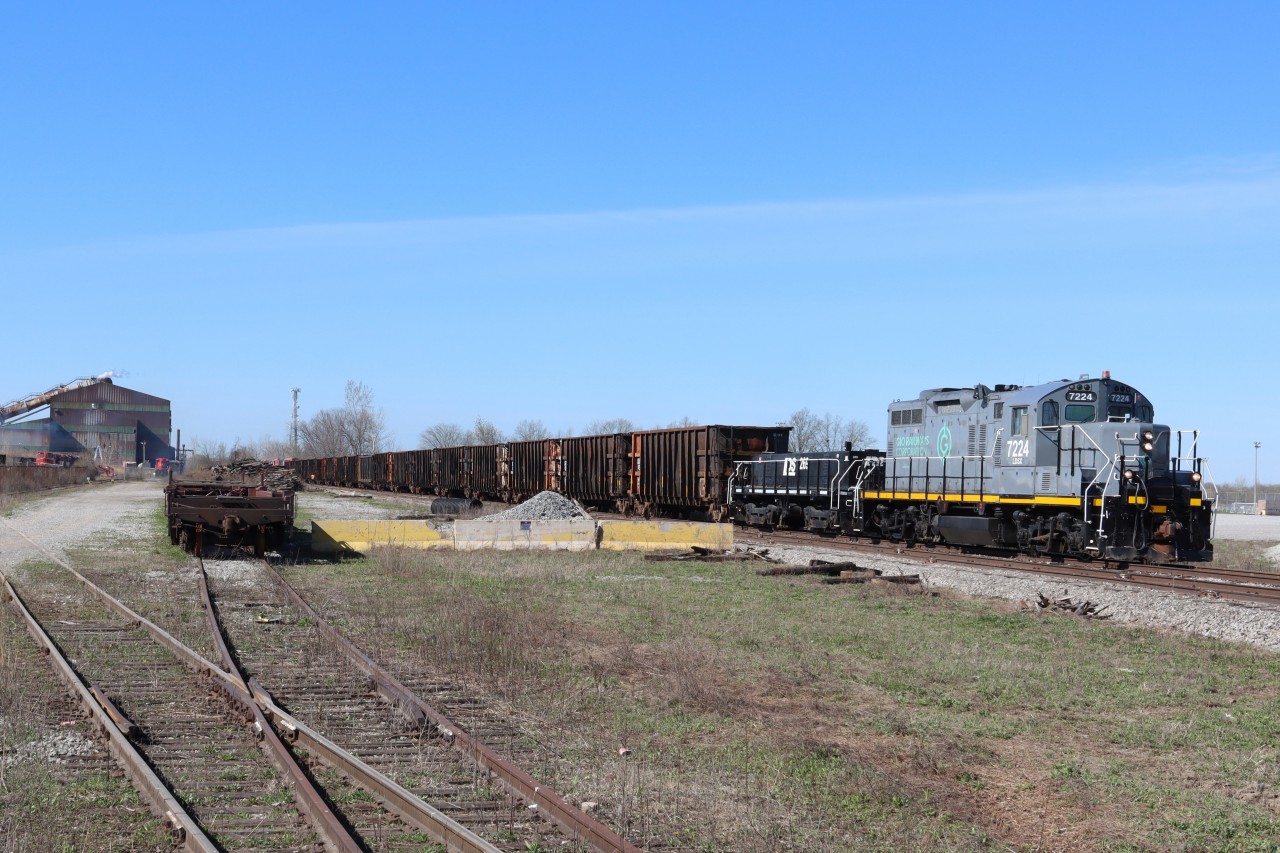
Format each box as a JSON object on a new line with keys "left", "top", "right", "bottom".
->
{"left": 1212, "top": 537, "right": 1280, "bottom": 572}
{"left": 281, "top": 544, "right": 1280, "bottom": 853}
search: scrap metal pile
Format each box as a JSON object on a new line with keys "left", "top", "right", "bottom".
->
{"left": 212, "top": 458, "right": 303, "bottom": 491}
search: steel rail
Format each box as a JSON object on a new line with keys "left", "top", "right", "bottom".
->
{"left": 196, "top": 562, "right": 362, "bottom": 853}
{"left": 261, "top": 559, "right": 643, "bottom": 853}
{"left": 1, "top": 574, "right": 218, "bottom": 853}
{"left": 247, "top": 681, "right": 503, "bottom": 853}
{"left": 2, "top": 519, "right": 505, "bottom": 853}
{"left": 739, "top": 529, "right": 1280, "bottom": 606}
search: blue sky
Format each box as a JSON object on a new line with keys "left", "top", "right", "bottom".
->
{"left": 1, "top": 3, "right": 1276, "bottom": 483}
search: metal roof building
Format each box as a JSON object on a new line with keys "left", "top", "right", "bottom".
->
{"left": 0, "top": 376, "right": 173, "bottom": 467}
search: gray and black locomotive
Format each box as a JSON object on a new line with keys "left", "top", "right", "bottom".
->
{"left": 731, "top": 373, "right": 1213, "bottom": 563}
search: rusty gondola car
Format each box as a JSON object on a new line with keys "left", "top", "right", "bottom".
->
{"left": 164, "top": 480, "right": 295, "bottom": 557}
{"left": 288, "top": 424, "right": 790, "bottom": 520}
{"left": 623, "top": 425, "right": 791, "bottom": 520}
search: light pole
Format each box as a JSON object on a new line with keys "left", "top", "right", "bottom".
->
{"left": 291, "top": 388, "right": 301, "bottom": 454}
{"left": 1255, "top": 442, "right": 1262, "bottom": 509}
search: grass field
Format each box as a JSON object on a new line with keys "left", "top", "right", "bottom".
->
{"left": 281, "top": 545, "right": 1280, "bottom": 852}
{"left": 3, "top": 480, "right": 1277, "bottom": 851}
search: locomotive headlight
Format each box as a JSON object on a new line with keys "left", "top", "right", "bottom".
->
{"left": 1191, "top": 471, "right": 1202, "bottom": 483}
{"left": 1123, "top": 469, "right": 1135, "bottom": 480}
{"left": 1141, "top": 430, "right": 1155, "bottom": 452}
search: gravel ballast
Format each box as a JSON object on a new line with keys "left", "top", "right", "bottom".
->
{"left": 746, "top": 540, "right": 1280, "bottom": 653}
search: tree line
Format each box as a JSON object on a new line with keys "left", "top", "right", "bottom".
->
{"left": 187, "top": 380, "right": 877, "bottom": 467}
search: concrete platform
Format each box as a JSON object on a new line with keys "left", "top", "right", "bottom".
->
{"left": 453, "top": 518, "right": 598, "bottom": 551}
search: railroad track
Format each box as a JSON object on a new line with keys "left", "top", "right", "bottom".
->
{"left": 1, "top": 522, "right": 640, "bottom": 852}
{"left": 738, "top": 528, "right": 1280, "bottom": 607}
{"left": 2, "top": 569, "right": 308, "bottom": 850}
{"left": 311, "top": 486, "right": 1280, "bottom": 607}
{"left": 207, "top": 555, "right": 634, "bottom": 852}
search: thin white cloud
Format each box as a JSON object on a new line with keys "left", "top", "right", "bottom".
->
{"left": 6, "top": 163, "right": 1280, "bottom": 263}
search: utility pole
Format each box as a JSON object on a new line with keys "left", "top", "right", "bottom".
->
{"left": 291, "top": 388, "right": 301, "bottom": 454}
{"left": 1255, "top": 441, "right": 1262, "bottom": 510}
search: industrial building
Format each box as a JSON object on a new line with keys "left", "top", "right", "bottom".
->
{"left": 0, "top": 375, "right": 174, "bottom": 468}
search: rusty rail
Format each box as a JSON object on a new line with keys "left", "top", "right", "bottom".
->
{"left": 262, "top": 559, "right": 643, "bottom": 853}
{"left": 197, "top": 564, "right": 362, "bottom": 853}
{"left": 247, "top": 681, "right": 503, "bottom": 853}
{"left": 739, "top": 528, "right": 1280, "bottom": 606}
{"left": 1, "top": 574, "right": 218, "bottom": 852}
{"left": 2, "top": 520, "right": 507, "bottom": 853}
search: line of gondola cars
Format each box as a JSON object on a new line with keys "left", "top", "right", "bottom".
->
{"left": 731, "top": 373, "right": 1213, "bottom": 564}
{"left": 289, "top": 425, "right": 791, "bottom": 520}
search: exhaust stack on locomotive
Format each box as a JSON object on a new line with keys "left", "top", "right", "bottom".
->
{"left": 731, "top": 374, "right": 1213, "bottom": 564}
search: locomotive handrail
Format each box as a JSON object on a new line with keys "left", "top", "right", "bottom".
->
{"left": 831, "top": 454, "right": 885, "bottom": 512}
{"left": 890, "top": 451, "right": 993, "bottom": 500}
{"left": 1171, "top": 429, "right": 1206, "bottom": 476}
{"left": 848, "top": 457, "right": 883, "bottom": 516}
{"left": 1053, "top": 424, "right": 1114, "bottom": 539}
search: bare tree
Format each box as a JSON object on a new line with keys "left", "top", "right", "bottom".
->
{"left": 787, "top": 408, "right": 875, "bottom": 452}
{"left": 470, "top": 416, "right": 504, "bottom": 445}
{"left": 787, "top": 408, "right": 824, "bottom": 453}
{"left": 299, "top": 408, "right": 352, "bottom": 456}
{"left": 298, "top": 380, "right": 390, "bottom": 456}
{"left": 341, "top": 380, "right": 389, "bottom": 454}
{"left": 585, "top": 417, "right": 634, "bottom": 435}
{"left": 841, "top": 418, "right": 875, "bottom": 450}
{"left": 254, "top": 435, "right": 296, "bottom": 462}
{"left": 419, "top": 422, "right": 467, "bottom": 449}
{"left": 188, "top": 437, "right": 230, "bottom": 469}
{"left": 513, "top": 418, "right": 550, "bottom": 441}
{"left": 667, "top": 416, "right": 698, "bottom": 428}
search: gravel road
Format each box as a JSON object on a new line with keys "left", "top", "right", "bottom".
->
{"left": 0, "top": 480, "right": 164, "bottom": 579}
{"left": 1212, "top": 512, "right": 1280, "bottom": 542}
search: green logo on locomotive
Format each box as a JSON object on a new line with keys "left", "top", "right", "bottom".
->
{"left": 893, "top": 435, "right": 930, "bottom": 457}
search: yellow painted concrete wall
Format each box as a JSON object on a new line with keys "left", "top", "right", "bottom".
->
{"left": 598, "top": 520, "right": 733, "bottom": 551}
{"left": 311, "top": 520, "right": 449, "bottom": 554}
{"left": 312, "top": 518, "right": 734, "bottom": 554}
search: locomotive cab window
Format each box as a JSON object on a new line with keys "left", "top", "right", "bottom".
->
{"left": 1136, "top": 404, "right": 1153, "bottom": 422}
{"left": 1065, "top": 404, "right": 1094, "bottom": 422}
{"left": 1011, "top": 406, "right": 1029, "bottom": 436}
{"left": 1108, "top": 404, "right": 1133, "bottom": 421}
{"left": 1041, "top": 400, "right": 1059, "bottom": 426}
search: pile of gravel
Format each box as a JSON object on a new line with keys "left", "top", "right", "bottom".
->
{"left": 484, "top": 491, "right": 592, "bottom": 522}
